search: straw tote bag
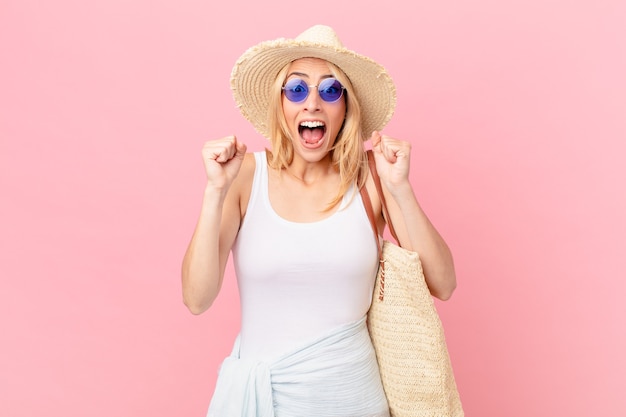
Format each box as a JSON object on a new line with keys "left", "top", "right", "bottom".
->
{"left": 360, "top": 151, "right": 464, "bottom": 417}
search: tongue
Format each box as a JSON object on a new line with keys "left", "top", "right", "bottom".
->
{"left": 302, "top": 127, "right": 324, "bottom": 143}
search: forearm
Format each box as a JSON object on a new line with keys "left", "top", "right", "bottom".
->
{"left": 389, "top": 182, "right": 457, "bottom": 300}
{"left": 181, "top": 187, "right": 229, "bottom": 314}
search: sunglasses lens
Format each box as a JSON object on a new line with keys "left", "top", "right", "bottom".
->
{"left": 282, "top": 78, "right": 345, "bottom": 103}
{"left": 318, "top": 78, "right": 344, "bottom": 102}
{"left": 283, "top": 79, "right": 309, "bottom": 103}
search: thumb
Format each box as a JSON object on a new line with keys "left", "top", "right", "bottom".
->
{"left": 234, "top": 137, "right": 247, "bottom": 158}
{"left": 370, "top": 130, "right": 382, "bottom": 151}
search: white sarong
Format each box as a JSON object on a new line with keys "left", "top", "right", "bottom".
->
{"left": 207, "top": 317, "right": 389, "bottom": 417}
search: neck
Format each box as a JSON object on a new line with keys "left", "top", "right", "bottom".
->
{"left": 284, "top": 155, "right": 336, "bottom": 185}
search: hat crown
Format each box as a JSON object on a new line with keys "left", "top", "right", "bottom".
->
{"left": 295, "top": 25, "right": 344, "bottom": 48}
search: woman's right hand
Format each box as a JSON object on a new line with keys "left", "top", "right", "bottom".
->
{"left": 202, "top": 136, "right": 247, "bottom": 191}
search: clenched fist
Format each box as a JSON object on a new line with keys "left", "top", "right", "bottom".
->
{"left": 202, "top": 136, "right": 247, "bottom": 191}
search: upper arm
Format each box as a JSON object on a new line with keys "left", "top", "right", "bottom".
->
{"left": 216, "top": 152, "right": 256, "bottom": 280}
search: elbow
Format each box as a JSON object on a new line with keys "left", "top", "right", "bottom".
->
{"left": 434, "top": 283, "right": 456, "bottom": 301}
{"left": 185, "top": 303, "right": 208, "bottom": 315}
{"left": 430, "top": 271, "right": 457, "bottom": 301}
{"left": 183, "top": 294, "right": 213, "bottom": 315}
{"left": 432, "top": 255, "right": 457, "bottom": 301}
{"left": 181, "top": 273, "right": 218, "bottom": 315}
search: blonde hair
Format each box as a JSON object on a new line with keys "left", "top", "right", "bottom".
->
{"left": 266, "top": 60, "right": 369, "bottom": 210}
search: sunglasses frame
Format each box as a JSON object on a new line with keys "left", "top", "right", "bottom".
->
{"left": 282, "top": 78, "right": 346, "bottom": 103}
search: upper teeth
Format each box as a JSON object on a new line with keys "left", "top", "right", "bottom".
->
{"left": 300, "top": 121, "right": 325, "bottom": 128}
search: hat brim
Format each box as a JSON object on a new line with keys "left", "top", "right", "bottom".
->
{"left": 231, "top": 38, "right": 396, "bottom": 140}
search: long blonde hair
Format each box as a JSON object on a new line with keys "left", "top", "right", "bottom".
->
{"left": 266, "top": 60, "right": 369, "bottom": 209}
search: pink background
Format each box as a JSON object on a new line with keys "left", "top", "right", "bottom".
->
{"left": 1, "top": 1, "right": 625, "bottom": 416}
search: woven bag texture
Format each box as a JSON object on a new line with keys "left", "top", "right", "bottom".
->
{"left": 367, "top": 240, "right": 464, "bottom": 417}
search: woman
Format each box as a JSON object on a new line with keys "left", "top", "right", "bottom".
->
{"left": 182, "top": 25, "right": 456, "bottom": 417}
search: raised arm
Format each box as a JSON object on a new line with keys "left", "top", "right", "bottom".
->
{"left": 181, "top": 136, "right": 248, "bottom": 314}
{"left": 370, "top": 131, "right": 457, "bottom": 300}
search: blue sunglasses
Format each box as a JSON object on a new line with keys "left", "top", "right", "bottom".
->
{"left": 282, "top": 78, "right": 345, "bottom": 103}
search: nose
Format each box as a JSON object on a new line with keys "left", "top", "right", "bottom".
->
{"left": 303, "top": 86, "right": 322, "bottom": 112}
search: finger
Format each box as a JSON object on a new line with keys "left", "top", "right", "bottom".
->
{"left": 370, "top": 130, "right": 382, "bottom": 150}
{"left": 213, "top": 136, "right": 237, "bottom": 163}
{"left": 379, "top": 135, "right": 399, "bottom": 163}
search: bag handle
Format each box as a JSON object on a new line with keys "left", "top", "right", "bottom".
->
{"left": 365, "top": 150, "right": 399, "bottom": 242}
{"left": 359, "top": 177, "right": 382, "bottom": 259}
{"left": 359, "top": 150, "right": 399, "bottom": 300}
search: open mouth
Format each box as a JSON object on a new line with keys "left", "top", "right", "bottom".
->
{"left": 298, "top": 121, "right": 326, "bottom": 145}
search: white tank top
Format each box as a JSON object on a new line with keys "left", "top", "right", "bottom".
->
{"left": 232, "top": 151, "right": 379, "bottom": 361}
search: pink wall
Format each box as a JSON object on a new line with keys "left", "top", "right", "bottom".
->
{"left": 1, "top": 1, "right": 624, "bottom": 416}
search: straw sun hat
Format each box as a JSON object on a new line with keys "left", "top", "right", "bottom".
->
{"left": 230, "top": 25, "right": 397, "bottom": 139}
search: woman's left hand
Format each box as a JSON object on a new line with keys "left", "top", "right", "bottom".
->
{"left": 370, "top": 131, "right": 412, "bottom": 189}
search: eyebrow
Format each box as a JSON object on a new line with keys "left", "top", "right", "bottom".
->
{"left": 286, "top": 71, "right": 334, "bottom": 80}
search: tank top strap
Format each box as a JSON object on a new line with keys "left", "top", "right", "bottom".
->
{"left": 243, "top": 151, "right": 268, "bottom": 224}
